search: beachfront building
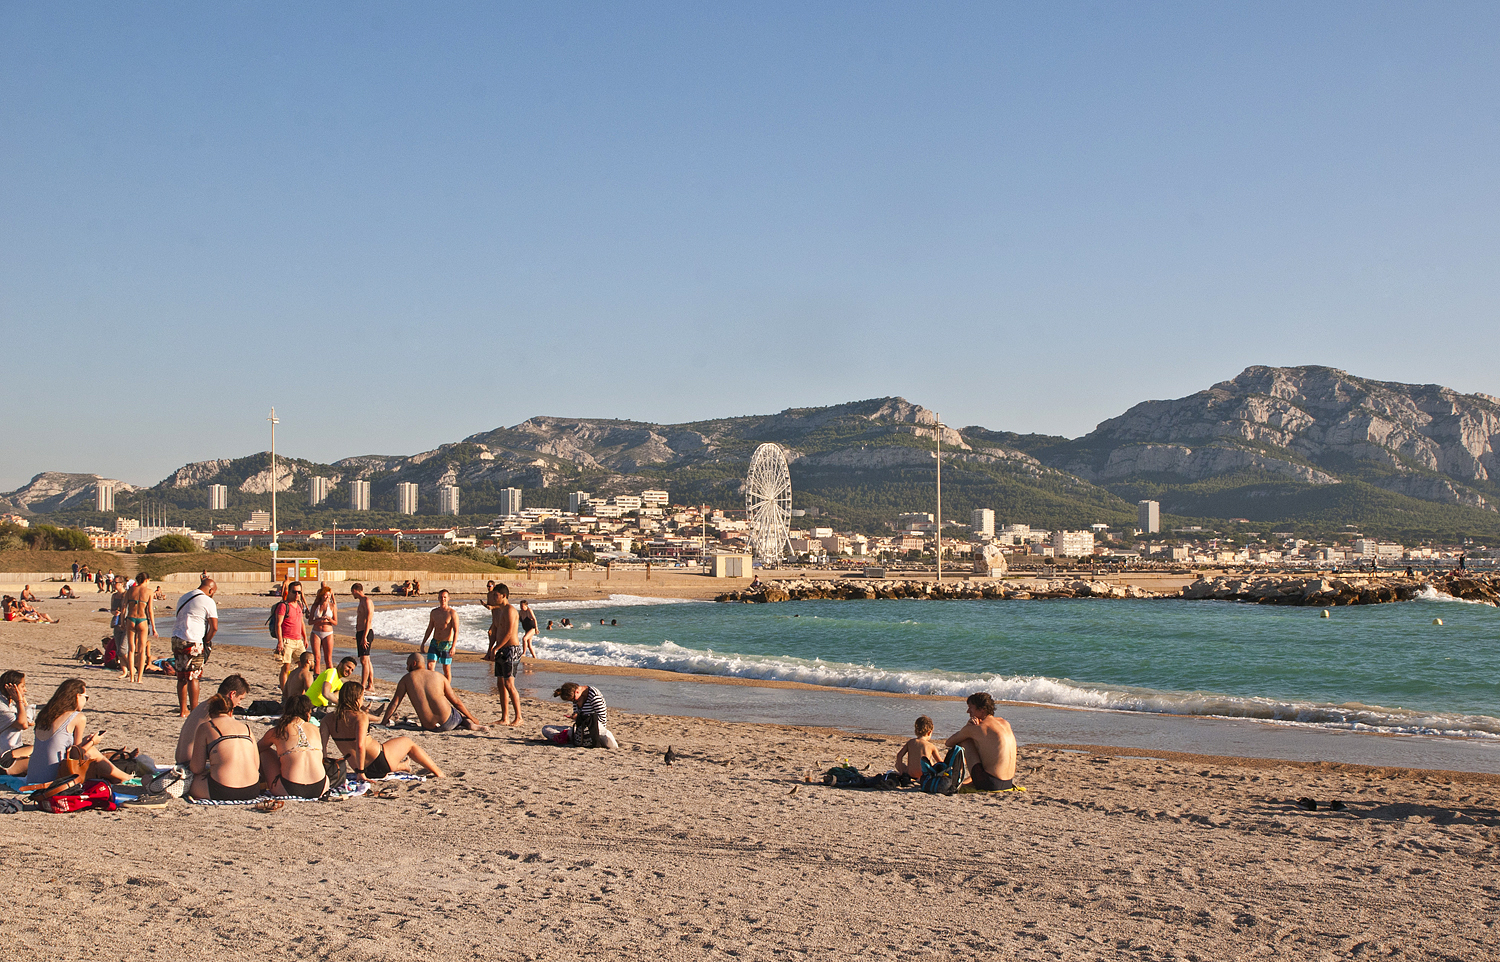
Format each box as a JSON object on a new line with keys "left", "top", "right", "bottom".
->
{"left": 1138, "top": 500, "right": 1160, "bottom": 534}
{"left": 438, "top": 484, "right": 461, "bottom": 516}
{"left": 396, "top": 482, "right": 419, "bottom": 515}
{"left": 349, "top": 480, "right": 371, "bottom": 511}
{"left": 1052, "top": 529, "right": 1096, "bottom": 558}
{"left": 569, "top": 491, "right": 591, "bottom": 513}
{"left": 95, "top": 480, "right": 115, "bottom": 512}
{"left": 970, "top": 508, "right": 994, "bottom": 539}
{"left": 308, "top": 476, "right": 331, "bottom": 506}
{"left": 244, "top": 510, "right": 271, "bottom": 531}
{"left": 114, "top": 518, "right": 139, "bottom": 535}
{"left": 208, "top": 484, "right": 229, "bottom": 510}
{"left": 499, "top": 487, "right": 523, "bottom": 517}
{"left": 641, "top": 490, "right": 669, "bottom": 507}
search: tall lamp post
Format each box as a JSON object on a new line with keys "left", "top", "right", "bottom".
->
{"left": 935, "top": 417, "right": 944, "bottom": 584}
{"left": 268, "top": 408, "right": 280, "bottom": 583}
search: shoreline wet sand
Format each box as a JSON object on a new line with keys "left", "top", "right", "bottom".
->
{"left": 2, "top": 593, "right": 1497, "bottom": 960}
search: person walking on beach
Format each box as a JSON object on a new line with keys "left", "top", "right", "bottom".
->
{"left": 351, "top": 583, "right": 376, "bottom": 692}
{"left": 272, "top": 582, "right": 308, "bottom": 691}
{"left": 485, "top": 583, "right": 522, "bottom": 726}
{"left": 421, "top": 590, "right": 459, "bottom": 680}
{"left": 517, "top": 599, "right": 538, "bottom": 660}
{"left": 944, "top": 692, "right": 1017, "bottom": 791}
{"left": 381, "top": 654, "right": 487, "bottom": 732}
{"left": 124, "top": 573, "right": 157, "bottom": 683}
{"left": 171, "top": 578, "right": 219, "bottom": 717}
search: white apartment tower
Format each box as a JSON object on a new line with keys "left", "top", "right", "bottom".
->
{"left": 499, "top": 487, "right": 523, "bottom": 516}
{"left": 569, "top": 491, "right": 591, "bottom": 513}
{"left": 1052, "top": 530, "right": 1096, "bottom": 558}
{"left": 94, "top": 480, "right": 115, "bottom": 512}
{"left": 438, "top": 484, "right": 461, "bottom": 516}
{"left": 348, "top": 480, "right": 371, "bottom": 511}
{"left": 970, "top": 508, "right": 995, "bottom": 539}
{"left": 308, "top": 476, "right": 331, "bottom": 507}
{"left": 641, "top": 490, "right": 670, "bottom": 507}
{"left": 396, "top": 482, "right": 420, "bottom": 515}
{"left": 1138, "top": 500, "right": 1160, "bottom": 534}
{"left": 208, "top": 484, "right": 229, "bottom": 510}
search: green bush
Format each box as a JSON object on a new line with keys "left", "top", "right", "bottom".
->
{"left": 358, "top": 536, "right": 394, "bottom": 552}
{"left": 146, "top": 534, "right": 198, "bottom": 553}
{"left": 21, "top": 524, "right": 93, "bottom": 551}
{"left": 496, "top": 555, "right": 519, "bottom": 570}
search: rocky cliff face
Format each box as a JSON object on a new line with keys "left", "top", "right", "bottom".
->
{"left": 1059, "top": 366, "right": 1500, "bottom": 509}
{"left": 2, "top": 472, "right": 140, "bottom": 513}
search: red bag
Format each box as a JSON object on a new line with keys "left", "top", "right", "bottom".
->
{"left": 43, "top": 779, "right": 118, "bottom": 814}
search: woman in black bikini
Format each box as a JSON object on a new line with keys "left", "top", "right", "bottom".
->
{"left": 256, "top": 695, "right": 327, "bottom": 799}
{"left": 188, "top": 694, "right": 261, "bottom": 801}
{"left": 321, "top": 683, "right": 444, "bottom": 781}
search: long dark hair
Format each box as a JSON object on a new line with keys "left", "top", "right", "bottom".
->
{"left": 275, "top": 695, "right": 313, "bottom": 740}
{"left": 35, "top": 678, "right": 86, "bottom": 732}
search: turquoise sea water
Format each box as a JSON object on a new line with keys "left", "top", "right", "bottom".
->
{"left": 370, "top": 591, "right": 1500, "bottom": 739}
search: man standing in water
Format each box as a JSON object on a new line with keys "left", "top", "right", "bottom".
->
{"left": 125, "top": 572, "right": 157, "bottom": 683}
{"left": 944, "top": 692, "right": 1017, "bottom": 791}
{"left": 484, "top": 582, "right": 522, "bottom": 726}
{"left": 351, "top": 583, "right": 376, "bottom": 692}
{"left": 421, "top": 589, "right": 459, "bottom": 680}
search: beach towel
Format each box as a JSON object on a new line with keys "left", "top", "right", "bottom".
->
{"left": 185, "top": 772, "right": 424, "bottom": 805}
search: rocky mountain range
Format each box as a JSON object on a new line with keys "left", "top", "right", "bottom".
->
{"left": 6, "top": 367, "right": 1499, "bottom": 540}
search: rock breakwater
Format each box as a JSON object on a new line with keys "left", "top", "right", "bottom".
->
{"left": 715, "top": 572, "right": 1500, "bottom": 606}
{"left": 715, "top": 578, "right": 1168, "bottom": 603}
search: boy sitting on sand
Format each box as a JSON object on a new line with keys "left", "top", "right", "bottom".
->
{"left": 895, "top": 715, "right": 944, "bottom": 781}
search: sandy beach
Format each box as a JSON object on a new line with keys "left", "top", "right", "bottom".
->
{"left": 2, "top": 593, "right": 1497, "bottom": 961}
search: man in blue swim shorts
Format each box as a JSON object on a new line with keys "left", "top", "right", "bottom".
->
{"left": 420, "top": 590, "right": 460, "bottom": 680}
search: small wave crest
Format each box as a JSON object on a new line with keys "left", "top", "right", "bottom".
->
{"left": 1414, "top": 586, "right": 1491, "bottom": 605}
{"left": 518, "top": 636, "right": 1500, "bottom": 739}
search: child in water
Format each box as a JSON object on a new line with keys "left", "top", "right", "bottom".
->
{"left": 895, "top": 715, "right": 944, "bottom": 781}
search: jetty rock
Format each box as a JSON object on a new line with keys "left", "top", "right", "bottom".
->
{"left": 1177, "top": 572, "right": 1500, "bottom": 606}
{"left": 715, "top": 578, "right": 1167, "bottom": 603}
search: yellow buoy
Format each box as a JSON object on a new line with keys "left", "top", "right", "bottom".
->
{"left": 1320, "top": 609, "right": 1330, "bottom": 618}
{"left": 1432, "top": 617, "right": 1443, "bottom": 626}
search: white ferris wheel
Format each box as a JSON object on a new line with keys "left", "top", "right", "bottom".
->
{"left": 744, "top": 443, "right": 792, "bottom": 566}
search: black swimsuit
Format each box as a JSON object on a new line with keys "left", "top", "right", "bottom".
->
{"left": 332, "top": 717, "right": 393, "bottom": 780}
{"left": 204, "top": 719, "right": 260, "bottom": 801}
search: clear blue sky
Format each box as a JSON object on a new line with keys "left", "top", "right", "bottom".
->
{"left": 3, "top": 2, "right": 1497, "bottom": 490}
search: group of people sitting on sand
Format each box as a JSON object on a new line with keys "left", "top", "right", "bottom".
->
{"left": 172, "top": 674, "right": 445, "bottom": 800}
{"left": 3, "top": 593, "right": 58, "bottom": 624}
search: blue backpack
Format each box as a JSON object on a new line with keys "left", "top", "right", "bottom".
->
{"left": 920, "top": 746, "right": 966, "bottom": 795}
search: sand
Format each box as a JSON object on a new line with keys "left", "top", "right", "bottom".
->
{"left": 2, "top": 594, "right": 1497, "bottom": 961}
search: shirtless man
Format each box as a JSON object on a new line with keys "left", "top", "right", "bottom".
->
{"left": 484, "top": 583, "right": 522, "bottom": 726}
{"left": 283, "top": 652, "right": 316, "bottom": 707}
{"left": 380, "top": 654, "right": 487, "bottom": 732}
{"left": 351, "top": 583, "right": 377, "bottom": 691}
{"left": 125, "top": 573, "right": 157, "bottom": 683}
{"left": 944, "top": 692, "right": 1018, "bottom": 791}
{"left": 421, "top": 590, "right": 459, "bottom": 680}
